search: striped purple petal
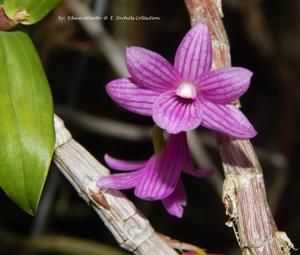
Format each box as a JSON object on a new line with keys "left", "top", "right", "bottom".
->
{"left": 180, "top": 133, "right": 214, "bottom": 177}
{"left": 184, "top": 159, "right": 214, "bottom": 178}
{"left": 97, "top": 171, "right": 141, "bottom": 190}
{"left": 126, "top": 47, "right": 180, "bottom": 92}
{"left": 104, "top": 154, "right": 147, "bottom": 171}
{"left": 162, "top": 180, "right": 187, "bottom": 218}
{"left": 201, "top": 101, "right": 257, "bottom": 138}
{"left": 106, "top": 78, "right": 159, "bottom": 116}
{"left": 199, "top": 67, "right": 253, "bottom": 104}
{"left": 134, "top": 134, "right": 186, "bottom": 200}
{"left": 174, "top": 22, "right": 212, "bottom": 82}
{"left": 153, "top": 91, "right": 203, "bottom": 134}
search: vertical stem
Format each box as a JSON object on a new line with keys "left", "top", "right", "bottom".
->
{"left": 184, "top": 0, "right": 294, "bottom": 254}
{"left": 152, "top": 125, "right": 165, "bottom": 153}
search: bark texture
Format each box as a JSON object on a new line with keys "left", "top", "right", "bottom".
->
{"left": 54, "top": 115, "right": 178, "bottom": 255}
{"left": 184, "top": 1, "right": 294, "bottom": 254}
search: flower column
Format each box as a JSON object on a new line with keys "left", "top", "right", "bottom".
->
{"left": 184, "top": 0, "right": 294, "bottom": 254}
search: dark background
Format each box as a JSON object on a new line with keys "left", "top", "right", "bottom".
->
{"left": 0, "top": 0, "right": 299, "bottom": 254}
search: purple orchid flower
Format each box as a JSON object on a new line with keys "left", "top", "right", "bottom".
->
{"left": 97, "top": 133, "right": 212, "bottom": 217}
{"left": 106, "top": 22, "right": 256, "bottom": 137}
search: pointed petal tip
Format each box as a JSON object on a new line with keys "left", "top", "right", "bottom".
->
{"left": 126, "top": 46, "right": 179, "bottom": 92}
{"left": 104, "top": 154, "right": 147, "bottom": 171}
{"left": 105, "top": 80, "right": 114, "bottom": 94}
{"left": 235, "top": 67, "right": 254, "bottom": 82}
{"left": 175, "top": 21, "right": 212, "bottom": 80}
{"left": 202, "top": 102, "right": 257, "bottom": 139}
{"left": 96, "top": 176, "right": 106, "bottom": 188}
{"left": 233, "top": 119, "right": 257, "bottom": 139}
{"left": 125, "top": 46, "right": 155, "bottom": 63}
{"left": 228, "top": 125, "right": 257, "bottom": 139}
{"left": 104, "top": 153, "right": 113, "bottom": 165}
{"left": 105, "top": 78, "right": 158, "bottom": 116}
{"left": 96, "top": 176, "right": 117, "bottom": 189}
{"left": 105, "top": 79, "right": 121, "bottom": 100}
{"left": 97, "top": 175, "right": 119, "bottom": 189}
{"left": 246, "top": 68, "right": 253, "bottom": 77}
{"left": 97, "top": 171, "right": 140, "bottom": 190}
{"left": 125, "top": 46, "right": 141, "bottom": 58}
{"left": 170, "top": 209, "right": 184, "bottom": 218}
{"left": 243, "top": 126, "right": 257, "bottom": 139}
{"left": 241, "top": 67, "right": 253, "bottom": 76}
{"left": 161, "top": 180, "right": 187, "bottom": 218}
{"left": 251, "top": 129, "right": 258, "bottom": 137}
{"left": 162, "top": 198, "right": 185, "bottom": 218}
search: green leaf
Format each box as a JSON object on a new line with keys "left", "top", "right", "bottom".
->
{"left": 0, "top": 30, "right": 54, "bottom": 215}
{"left": 3, "top": 0, "right": 61, "bottom": 25}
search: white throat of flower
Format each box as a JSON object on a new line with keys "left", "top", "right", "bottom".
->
{"left": 175, "top": 82, "right": 197, "bottom": 99}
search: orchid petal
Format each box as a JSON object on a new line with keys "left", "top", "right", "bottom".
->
{"left": 184, "top": 159, "right": 214, "bottom": 178}
{"left": 153, "top": 91, "right": 203, "bottom": 134}
{"left": 202, "top": 101, "right": 257, "bottom": 138}
{"left": 181, "top": 137, "right": 214, "bottom": 177}
{"left": 199, "top": 67, "right": 253, "bottom": 104}
{"left": 126, "top": 47, "right": 180, "bottom": 92}
{"left": 104, "top": 154, "right": 147, "bottom": 171}
{"left": 135, "top": 134, "right": 186, "bottom": 200}
{"left": 174, "top": 22, "right": 212, "bottom": 82}
{"left": 97, "top": 171, "right": 141, "bottom": 190}
{"left": 106, "top": 78, "right": 159, "bottom": 116}
{"left": 162, "top": 180, "right": 187, "bottom": 218}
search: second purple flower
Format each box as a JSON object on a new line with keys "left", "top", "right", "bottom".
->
{"left": 98, "top": 133, "right": 212, "bottom": 217}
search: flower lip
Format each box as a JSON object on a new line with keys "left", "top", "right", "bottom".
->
{"left": 175, "top": 82, "right": 197, "bottom": 99}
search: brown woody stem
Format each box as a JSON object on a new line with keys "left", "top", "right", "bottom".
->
{"left": 184, "top": 0, "right": 294, "bottom": 254}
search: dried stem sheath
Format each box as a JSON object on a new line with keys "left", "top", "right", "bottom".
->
{"left": 53, "top": 115, "right": 178, "bottom": 255}
{"left": 184, "top": 0, "right": 294, "bottom": 254}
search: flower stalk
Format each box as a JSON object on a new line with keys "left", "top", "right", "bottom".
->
{"left": 152, "top": 125, "right": 165, "bottom": 153}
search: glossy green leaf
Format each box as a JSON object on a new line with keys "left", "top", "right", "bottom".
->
{"left": 3, "top": 0, "right": 61, "bottom": 25}
{"left": 0, "top": 30, "right": 55, "bottom": 215}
